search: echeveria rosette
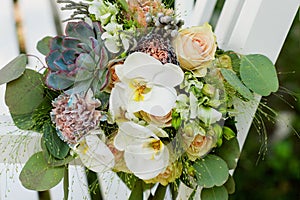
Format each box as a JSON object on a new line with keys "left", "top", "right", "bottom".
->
{"left": 45, "top": 21, "right": 110, "bottom": 93}
{"left": 114, "top": 121, "right": 169, "bottom": 180}
{"left": 109, "top": 52, "right": 184, "bottom": 121}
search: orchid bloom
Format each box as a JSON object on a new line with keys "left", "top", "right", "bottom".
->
{"left": 113, "top": 121, "right": 169, "bottom": 180}
{"left": 75, "top": 131, "right": 115, "bottom": 173}
{"left": 109, "top": 52, "right": 184, "bottom": 120}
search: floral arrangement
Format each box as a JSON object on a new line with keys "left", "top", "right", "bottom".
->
{"left": 0, "top": 0, "right": 279, "bottom": 199}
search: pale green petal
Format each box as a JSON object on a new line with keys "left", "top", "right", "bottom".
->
{"left": 198, "top": 106, "right": 222, "bottom": 125}
{"left": 76, "top": 134, "right": 115, "bottom": 173}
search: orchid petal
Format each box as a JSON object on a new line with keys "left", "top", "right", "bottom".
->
{"left": 127, "top": 86, "right": 177, "bottom": 116}
{"left": 124, "top": 138, "right": 169, "bottom": 180}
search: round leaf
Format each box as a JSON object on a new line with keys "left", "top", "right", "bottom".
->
{"left": 240, "top": 54, "right": 279, "bottom": 96}
{"left": 224, "top": 175, "right": 235, "bottom": 194}
{"left": 0, "top": 54, "right": 27, "bottom": 85}
{"left": 37, "top": 36, "right": 52, "bottom": 55}
{"left": 215, "top": 137, "right": 240, "bottom": 170}
{"left": 193, "top": 155, "right": 229, "bottom": 188}
{"left": 43, "top": 122, "right": 70, "bottom": 160}
{"left": 220, "top": 68, "right": 253, "bottom": 100}
{"left": 5, "top": 69, "right": 44, "bottom": 115}
{"left": 201, "top": 186, "right": 228, "bottom": 200}
{"left": 19, "top": 152, "right": 64, "bottom": 191}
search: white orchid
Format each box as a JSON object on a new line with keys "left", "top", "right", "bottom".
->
{"left": 74, "top": 131, "right": 115, "bottom": 173}
{"left": 113, "top": 121, "right": 169, "bottom": 180}
{"left": 109, "top": 52, "right": 184, "bottom": 120}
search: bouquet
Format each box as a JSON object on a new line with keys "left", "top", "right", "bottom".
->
{"left": 0, "top": 0, "right": 279, "bottom": 199}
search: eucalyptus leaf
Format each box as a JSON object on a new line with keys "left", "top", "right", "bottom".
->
{"left": 215, "top": 137, "right": 240, "bottom": 170}
{"left": 193, "top": 155, "right": 229, "bottom": 188}
{"left": 201, "top": 186, "right": 228, "bottom": 200}
{"left": 43, "top": 122, "right": 70, "bottom": 160}
{"left": 0, "top": 54, "right": 27, "bottom": 85}
{"left": 41, "top": 138, "right": 74, "bottom": 167}
{"left": 37, "top": 36, "right": 52, "bottom": 55}
{"left": 19, "top": 152, "right": 64, "bottom": 191}
{"left": 224, "top": 175, "right": 235, "bottom": 194}
{"left": 5, "top": 69, "right": 44, "bottom": 115}
{"left": 240, "top": 54, "right": 279, "bottom": 96}
{"left": 10, "top": 113, "right": 34, "bottom": 130}
{"left": 220, "top": 68, "right": 253, "bottom": 100}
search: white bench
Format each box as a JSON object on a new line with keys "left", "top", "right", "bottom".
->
{"left": 0, "top": 0, "right": 299, "bottom": 199}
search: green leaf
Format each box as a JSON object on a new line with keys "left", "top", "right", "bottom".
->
{"left": 5, "top": 69, "right": 44, "bottom": 115}
{"left": 43, "top": 122, "right": 70, "bottom": 160}
{"left": 37, "top": 36, "right": 52, "bottom": 55}
{"left": 0, "top": 54, "right": 27, "bottom": 85}
{"left": 193, "top": 155, "right": 229, "bottom": 188}
{"left": 224, "top": 175, "right": 235, "bottom": 194}
{"left": 223, "top": 127, "right": 236, "bottom": 140}
{"left": 10, "top": 113, "right": 34, "bottom": 130}
{"left": 128, "top": 179, "right": 144, "bottom": 200}
{"left": 19, "top": 152, "right": 64, "bottom": 191}
{"left": 117, "top": 172, "right": 139, "bottom": 190}
{"left": 220, "top": 68, "right": 253, "bottom": 100}
{"left": 41, "top": 138, "right": 74, "bottom": 167}
{"left": 225, "top": 51, "right": 240, "bottom": 73}
{"left": 215, "top": 138, "right": 240, "bottom": 170}
{"left": 240, "top": 54, "right": 279, "bottom": 96}
{"left": 201, "top": 186, "right": 228, "bottom": 200}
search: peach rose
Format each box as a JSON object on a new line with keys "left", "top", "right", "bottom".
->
{"left": 144, "top": 161, "right": 182, "bottom": 186}
{"left": 174, "top": 23, "right": 217, "bottom": 71}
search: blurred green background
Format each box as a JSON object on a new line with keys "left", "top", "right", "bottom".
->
{"left": 229, "top": 9, "right": 300, "bottom": 200}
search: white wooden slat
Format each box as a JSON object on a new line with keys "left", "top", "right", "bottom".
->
{"left": 0, "top": 0, "right": 19, "bottom": 116}
{"left": 215, "top": 0, "right": 300, "bottom": 150}
{"left": 175, "top": 0, "right": 194, "bottom": 28}
{"left": 19, "top": 0, "right": 57, "bottom": 69}
{"left": 189, "top": 0, "right": 217, "bottom": 26}
{"left": 0, "top": 163, "right": 39, "bottom": 200}
{"left": 214, "top": 0, "right": 245, "bottom": 49}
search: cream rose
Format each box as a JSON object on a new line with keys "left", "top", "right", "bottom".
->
{"left": 174, "top": 23, "right": 217, "bottom": 71}
{"left": 186, "top": 134, "right": 216, "bottom": 161}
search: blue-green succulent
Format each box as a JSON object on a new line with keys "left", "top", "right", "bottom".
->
{"left": 45, "top": 21, "right": 110, "bottom": 93}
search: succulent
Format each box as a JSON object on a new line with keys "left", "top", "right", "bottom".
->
{"left": 45, "top": 21, "right": 110, "bottom": 93}
{"left": 51, "top": 90, "right": 102, "bottom": 145}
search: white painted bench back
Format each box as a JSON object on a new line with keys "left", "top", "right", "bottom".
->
{"left": 0, "top": 0, "right": 299, "bottom": 199}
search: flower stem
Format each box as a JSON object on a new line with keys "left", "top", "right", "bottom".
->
{"left": 148, "top": 184, "right": 167, "bottom": 200}
{"left": 63, "top": 165, "right": 69, "bottom": 200}
{"left": 85, "top": 168, "right": 103, "bottom": 200}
